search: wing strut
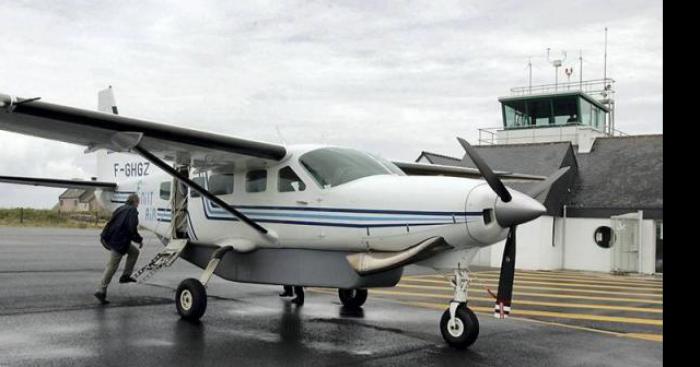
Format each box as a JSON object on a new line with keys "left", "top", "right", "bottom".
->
{"left": 131, "top": 144, "right": 271, "bottom": 236}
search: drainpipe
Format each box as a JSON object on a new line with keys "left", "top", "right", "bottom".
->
{"left": 638, "top": 210, "right": 644, "bottom": 274}
{"left": 561, "top": 205, "right": 567, "bottom": 270}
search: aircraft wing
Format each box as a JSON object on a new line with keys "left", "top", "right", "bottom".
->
{"left": 0, "top": 94, "right": 287, "bottom": 168}
{"left": 0, "top": 175, "right": 116, "bottom": 190}
{"left": 393, "top": 161, "right": 546, "bottom": 181}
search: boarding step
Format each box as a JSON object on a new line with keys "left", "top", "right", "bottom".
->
{"left": 132, "top": 239, "right": 188, "bottom": 283}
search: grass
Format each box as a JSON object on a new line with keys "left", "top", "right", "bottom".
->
{"left": 0, "top": 208, "right": 109, "bottom": 229}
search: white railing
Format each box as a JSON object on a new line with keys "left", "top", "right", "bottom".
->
{"left": 477, "top": 125, "right": 626, "bottom": 146}
{"left": 510, "top": 78, "right": 615, "bottom": 100}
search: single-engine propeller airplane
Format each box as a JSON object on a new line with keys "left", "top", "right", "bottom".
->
{"left": 0, "top": 87, "right": 569, "bottom": 348}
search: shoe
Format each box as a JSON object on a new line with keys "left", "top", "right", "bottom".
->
{"left": 291, "top": 296, "right": 304, "bottom": 306}
{"left": 119, "top": 275, "right": 137, "bottom": 284}
{"left": 94, "top": 291, "right": 109, "bottom": 305}
{"left": 279, "top": 291, "right": 293, "bottom": 297}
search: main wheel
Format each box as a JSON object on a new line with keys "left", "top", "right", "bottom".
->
{"left": 176, "top": 278, "right": 207, "bottom": 321}
{"left": 338, "top": 288, "right": 368, "bottom": 308}
{"left": 440, "top": 304, "right": 479, "bottom": 349}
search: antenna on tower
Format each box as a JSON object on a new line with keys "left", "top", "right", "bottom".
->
{"left": 528, "top": 57, "right": 533, "bottom": 93}
{"left": 579, "top": 49, "right": 583, "bottom": 90}
{"left": 547, "top": 48, "right": 567, "bottom": 91}
{"left": 603, "top": 27, "right": 608, "bottom": 83}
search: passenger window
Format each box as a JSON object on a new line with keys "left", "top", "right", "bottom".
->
{"left": 160, "top": 181, "right": 171, "bottom": 200}
{"left": 190, "top": 177, "right": 207, "bottom": 198}
{"left": 208, "top": 174, "right": 234, "bottom": 195}
{"left": 278, "top": 166, "right": 306, "bottom": 192}
{"left": 246, "top": 170, "right": 267, "bottom": 193}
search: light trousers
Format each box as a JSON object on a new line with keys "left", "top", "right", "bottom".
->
{"left": 98, "top": 244, "right": 140, "bottom": 293}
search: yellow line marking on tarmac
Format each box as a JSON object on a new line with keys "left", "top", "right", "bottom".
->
{"left": 368, "top": 289, "right": 663, "bottom": 314}
{"left": 399, "top": 279, "right": 663, "bottom": 298}
{"left": 402, "top": 301, "right": 662, "bottom": 326}
{"left": 478, "top": 270, "right": 663, "bottom": 284}
{"left": 624, "top": 333, "right": 664, "bottom": 342}
{"left": 527, "top": 269, "right": 663, "bottom": 279}
{"left": 407, "top": 272, "right": 664, "bottom": 288}
{"left": 475, "top": 273, "right": 662, "bottom": 287}
{"left": 402, "top": 276, "right": 663, "bottom": 292}
{"left": 307, "top": 288, "right": 663, "bottom": 342}
{"left": 403, "top": 271, "right": 663, "bottom": 285}
{"left": 395, "top": 284, "right": 664, "bottom": 304}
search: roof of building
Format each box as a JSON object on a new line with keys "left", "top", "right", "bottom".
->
{"left": 59, "top": 188, "right": 95, "bottom": 201}
{"left": 415, "top": 151, "right": 462, "bottom": 165}
{"left": 459, "top": 141, "right": 574, "bottom": 177}
{"left": 413, "top": 135, "right": 662, "bottom": 219}
{"left": 567, "top": 134, "right": 663, "bottom": 218}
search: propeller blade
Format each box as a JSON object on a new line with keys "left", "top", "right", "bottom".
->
{"left": 457, "top": 137, "right": 512, "bottom": 202}
{"left": 494, "top": 226, "right": 516, "bottom": 319}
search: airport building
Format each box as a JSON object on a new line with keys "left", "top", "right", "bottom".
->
{"left": 417, "top": 79, "right": 663, "bottom": 274}
{"left": 57, "top": 187, "right": 100, "bottom": 213}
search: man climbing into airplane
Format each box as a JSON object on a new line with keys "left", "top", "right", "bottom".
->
{"left": 94, "top": 193, "right": 144, "bottom": 304}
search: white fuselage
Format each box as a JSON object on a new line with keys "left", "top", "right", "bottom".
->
{"left": 96, "top": 145, "right": 510, "bottom": 258}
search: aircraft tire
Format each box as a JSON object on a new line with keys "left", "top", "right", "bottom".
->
{"left": 338, "top": 288, "right": 368, "bottom": 308}
{"left": 176, "top": 278, "right": 207, "bottom": 321}
{"left": 440, "top": 304, "right": 479, "bottom": 349}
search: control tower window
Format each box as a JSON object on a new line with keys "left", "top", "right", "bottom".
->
{"left": 503, "top": 101, "right": 529, "bottom": 128}
{"left": 553, "top": 98, "right": 579, "bottom": 125}
{"left": 527, "top": 99, "right": 552, "bottom": 126}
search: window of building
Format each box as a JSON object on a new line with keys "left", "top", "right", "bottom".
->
{"left": 278, "top": 166, "right": 306, "bottom": 192}
{"left": 502, "top": 100, "right": 529, "bottom": 128}
{"left": 208, "top": 174, "right": 234, "bottom": 195}
{"left": 553, "top": 98, "right": 579, "bottom": 125}
{"left": 160, "top": 181, "right": 171, "bottom": 200}
{"left": 527, "top": 99, "right": 552, "bottom": 126}
{"left": 580, "top": 98, "right": 594, "bottom": 127}
{"left": 594, "top": 226, "right": 615, "bottom": 249}
{"left": 190, "top": 176, "right": 207, "bottom": 198}
{"left": 246, "top": 170, "right": 267, "bottom": 193}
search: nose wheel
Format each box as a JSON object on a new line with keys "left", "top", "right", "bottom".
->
{"left": 440, "top": 303, "right": 479, "bottom": 348}
{"left": 440, "top": 268, "right": 480, "bottom": 348}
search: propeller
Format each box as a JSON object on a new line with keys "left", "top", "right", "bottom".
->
{"left": 457, "top": 137, "right": 512, "bottom": 202}
{"left": 457, "top": 137, "right": 546, "bottom": 319}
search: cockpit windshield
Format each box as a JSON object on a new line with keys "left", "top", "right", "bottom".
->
{"left": 299, "top": 147, "right": 401, "bottom": 188}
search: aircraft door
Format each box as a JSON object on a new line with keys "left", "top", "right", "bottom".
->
{"left": 170, "top": 165, "right": 189, "bottom": 239}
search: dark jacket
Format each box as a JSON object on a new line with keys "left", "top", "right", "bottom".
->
{"left": 101, "top": 204, "right": 143, "bottom": 254}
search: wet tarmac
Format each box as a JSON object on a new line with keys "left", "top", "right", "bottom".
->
{"left": 0, "top": 227, "right": 663, "bottom": 366}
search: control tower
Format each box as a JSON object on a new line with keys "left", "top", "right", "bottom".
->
{"left": 478, "top": 78, "right": 623, "bottom": 152}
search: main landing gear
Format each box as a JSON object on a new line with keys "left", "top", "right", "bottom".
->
{"left": 338, "top": 288, "right": 368, "bottom": 308}
{"left": 440, "top": 269, "right": 479, "bottom": 349}
{"left": 175, "top": 246, "right": 233, "bottom": 322}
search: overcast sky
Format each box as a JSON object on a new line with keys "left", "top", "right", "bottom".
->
{"left": 0, "top": 0, "right": 662, "bottom": 208}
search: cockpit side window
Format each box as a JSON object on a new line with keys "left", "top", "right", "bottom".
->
{"left": 278, "top": 166, "right": 306, "bottom": 192}
{"left": 299, "top": 147, "right": 393, "bottom": 188}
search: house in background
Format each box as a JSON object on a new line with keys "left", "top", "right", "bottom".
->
{"left": 58, "top": 188, "right": 100, "bottom": 213}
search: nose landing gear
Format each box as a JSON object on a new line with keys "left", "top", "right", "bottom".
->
{"left": 440, "top": 269, "right": 479, "bottom": 348}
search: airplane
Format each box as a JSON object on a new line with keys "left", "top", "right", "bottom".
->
{"left": 0, "top": 88, "right": 569, "bottom": 348}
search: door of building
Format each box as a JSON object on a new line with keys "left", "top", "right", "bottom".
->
{"left": 610, "top": 211, "right": 643, "bottom": 273}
